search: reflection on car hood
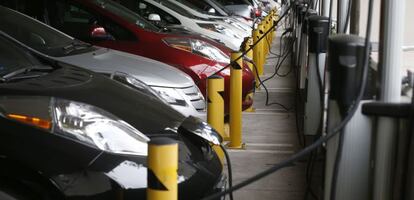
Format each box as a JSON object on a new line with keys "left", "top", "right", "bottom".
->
{"left": 58, "top": 48, "right": 194, "bottom": 88}
{"left": 164, "top": 25, "right": 199, "bottom": 35}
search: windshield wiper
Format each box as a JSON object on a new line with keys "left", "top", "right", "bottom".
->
{"left": 0, "top": 65, "right": 54, "bottom": 82}
{"left": 62, "top": 40, "right": 93, "bottom": 54}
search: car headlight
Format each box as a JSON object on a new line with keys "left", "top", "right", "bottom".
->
{"left": 179, "top": 116, "right": 222, "bottom": 145}
{"left": 163, "top": 38, "right": 230, "bottom": 63}
{"left": 110, "top": 72, "right": 168, "bottom": 104}
{"left": 197, "top": 23, "right": 242, "bottom": 39}
{"left": 150, "top": 86, "right": 188, "bottom": 107}
{"left": 0, "top": 96, "right": 149, "bottom": 156}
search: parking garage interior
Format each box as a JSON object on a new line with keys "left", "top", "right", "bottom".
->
{"left": 0, "top": 0, "right": 413, "bottom": 200}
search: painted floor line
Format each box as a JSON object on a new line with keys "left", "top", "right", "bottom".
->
{"left": 227, "top": 149, "right": 294, "bottom": 154}
{"left": 246, "top": 143, "right": 294, "bottom": 147}
{"left": 243, "top": 112, "right": 293, "bottom": 115}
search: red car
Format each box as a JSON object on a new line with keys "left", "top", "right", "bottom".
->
{"left": 5, "top": 0, "right": 254, "bottom": 112}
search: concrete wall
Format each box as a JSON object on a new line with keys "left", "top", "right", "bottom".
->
{"left": 356, "top": 0, "right": 413, "bottom": 69}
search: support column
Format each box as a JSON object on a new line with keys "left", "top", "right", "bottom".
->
{"left": 373, "top": 0, "right": 406, "bottom": 199}
{"left": 337, "top": 0, "right": 349, "bottom": 33}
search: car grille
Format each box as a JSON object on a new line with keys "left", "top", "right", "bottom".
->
{"left": 179, "top": 86, "right": 205, "bottom": 111}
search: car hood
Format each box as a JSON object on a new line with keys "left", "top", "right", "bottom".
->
{"left": 163, "top": 25, "right": 199, "bottom": 35}
{"left": 58, "top": 48, "right": 194, "bottom": 88}
{"left": 0, "top": 64, "right": 186, "bottom": 134}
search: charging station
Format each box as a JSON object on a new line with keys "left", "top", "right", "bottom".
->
{"left": 324, "top": 34, "right": 375, "bottom": 200}
{"left": 298, "top": 9, "right": 317, "bottom": 95}
{"left": 303, "top": 15, "right": 329, "bottom": 136}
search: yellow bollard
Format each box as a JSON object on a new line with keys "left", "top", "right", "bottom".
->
{"left": 244, "top": 37, "right": 254, "bottom": 72}
{"left": 265, "top": 17, "right": 270, "bottom": 54}
{"left": 244, "top": 38, "right": 255, "bottom": 112}
{"left": 268, "top": 15, "right": 273, "bottom": 44}
{"left": 207, "top": 75, "right": 226, "bottom": 163}
{"left": 258, "top": 24, "right": 266, "bottom": 73}
{"left": 272, "top": 12, "right": 277, "bottom": 39}
{"left": 228, "top": 52, "right": 244, "bottom": 149}
{"left": 147, "top": 138, "right": 178, "bottom": 200}
{"left": 270, "top": 13, "right": 274, "bottom": 43}
{"left": 253, "top": 28, "right": 263, "bottom": 79}
{"left": 261, "top": 22, "right": 268, "bottom": 56}
{"left": 207, "top": 75, "right": 226, "bottom": 138}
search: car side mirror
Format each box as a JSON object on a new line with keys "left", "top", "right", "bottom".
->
{"left": 89, "top": 25, "right": 113, "bottom": 41}
{"left": 207, "top": 8, "right": 216, "bottom": 14}
{"left": 139, "top": 2, "right": 147, "bottom": 9}
{"left": 148, "top": 13, "right": 161, "bottom": 22}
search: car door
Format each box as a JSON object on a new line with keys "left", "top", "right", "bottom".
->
{"left": 46, "top": 0, "right": 143, "bottom": 56}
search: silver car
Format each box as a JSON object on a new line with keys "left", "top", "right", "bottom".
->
{"left": 0, "top": 6, "right": 206, "bottom": 117}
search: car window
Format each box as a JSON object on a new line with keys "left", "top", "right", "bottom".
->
{"left": 208, "top": 0, "right": 232, "bottom": 15}
{"left": 172, "top": 0, "right": 206, "bottom": 14}
{"left": 130, "top": 0, "right": 180, "bottom": 25}
{"left": 0, "top": 6, "right": 97, "bottom": 57}
{"left": 157, "top": 0, "right": 198, "bottom": 19}
{"left": 90, "top": 0, "right": 160, "bottom": 32}
{"left": 49, "top": 0, "right": 137, "bottom": 42}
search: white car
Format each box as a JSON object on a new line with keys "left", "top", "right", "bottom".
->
{"left": 125, "top": 0, "right": 245, "bottom": 50}
{"left": 0, "top": 6, "right": 206, "bottom": 117}
{"left": 169, "top": 0, "right": 253, "bottom": 35}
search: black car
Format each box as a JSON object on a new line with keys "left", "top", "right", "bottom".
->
{"left": 0, "top": 35, "right": 224, "bottom": 200}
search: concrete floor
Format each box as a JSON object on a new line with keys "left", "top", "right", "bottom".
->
{"left": 225, "top": 34, "right": 308, "bottom": 200}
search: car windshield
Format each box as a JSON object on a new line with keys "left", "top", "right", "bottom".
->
{"left": 172, "top": 0, "right": 206, "bottom": 14}
{"left": 0, "top": 7, "right": 96, "bottom": 57}
{"left": 157, "top": 0, "right": 200, "bottom": 19}
{"left": 214, "top": 0, "right": 251, "bottom": 6}
{"left": 208, "top": 0, "right": 232, "bottom": 15}
{"left": 0, "top": 36, "right": 41, "bottom": 77}
{"left": 91, "top": 0, "right": 160, "bottom": 32}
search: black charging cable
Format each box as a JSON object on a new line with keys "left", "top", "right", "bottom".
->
{"left": 220, "top": 144, "right": 234, "bottom": 200}
{"left": 195, "top": 4, "right": 293, "bottom": 86}
{"left": 264, "top": 21, "right": 290, "bottom": 57}
{"left": 303, "top": 34, "right": 325, "bottom": 200}
{"left": 266, "top": 27, "right": 294, "bottom": 59}
{"left": 244, "top": 56, "right": 292, "bottom": 111}
{"left": 343, "top": 0, "right": 353, "bottom": 33}
{"left": 258, "top": 37, "right": 296, "bottom": 86}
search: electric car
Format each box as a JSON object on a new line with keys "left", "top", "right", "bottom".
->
{"left": 129, "top": 0, "right": 245, "bottom": 51}
{"left": 0, "top": 34, "right": 225, "bottom": 200}
{"left": 0, "top": 6, "right": 205, "bottom": 117}
{"left": 165, "top": 0, "right": 253, "bottom": 33}
{"left": 0, "top": 0, "right": 255, "bottom": 113}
